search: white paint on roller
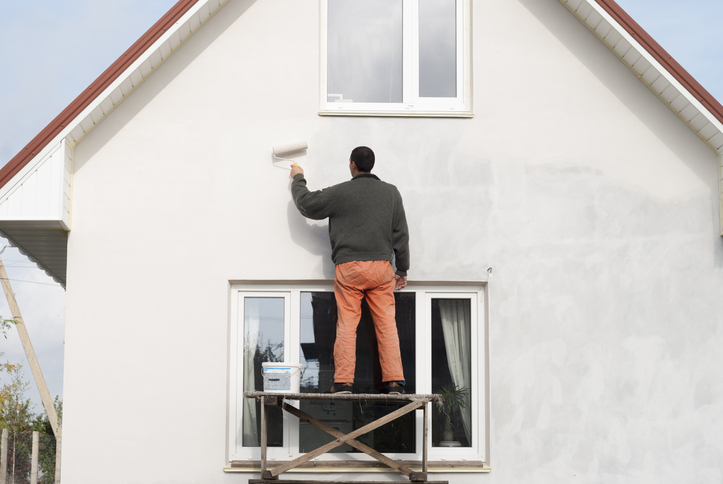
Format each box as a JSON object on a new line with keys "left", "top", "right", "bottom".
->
{"left": 272, "top": 141, "right": 308, "bottom": 157}
{"left": 272, "top": 141, "right": 308, "bottom": 169}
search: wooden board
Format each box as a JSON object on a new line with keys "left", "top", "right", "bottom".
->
{"left": 249, "top": 481, "right": 449, "bottom": 484}
{"left": 244, "top": 391, "right": 443, "bottom": 403}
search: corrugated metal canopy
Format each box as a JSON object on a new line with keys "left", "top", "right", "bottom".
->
{"left": 0, "top": 223, "right": 67, "bottom": 286}
{"left": 0, "top": 0, "right": 223, "bottom": 288}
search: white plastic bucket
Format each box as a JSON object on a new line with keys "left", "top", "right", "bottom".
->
{"left": 261, "top": 362, "right": 301, "bottom": 393}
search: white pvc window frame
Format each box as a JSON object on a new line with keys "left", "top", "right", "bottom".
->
{"left": 319, "top": 0, "right": 473, "bottom": 117}
{"left": 422, "top": 291, "right": 484, "bottom": 460}
{"left": 227, "top": 282, "right": 487, "bottom": 464}
{"left": 228, "top": 288, "right": 296, "bottom": 462}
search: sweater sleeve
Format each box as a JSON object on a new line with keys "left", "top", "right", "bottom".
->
{"left": 291, "top": 174, "right": 335, "bottom": 220}
{"left": 392, "top": 191, "right": 410, "bottom": 276}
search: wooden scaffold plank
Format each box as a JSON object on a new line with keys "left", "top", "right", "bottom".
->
{"left": 246, "top": 391, "right": 444, "bottom": 483}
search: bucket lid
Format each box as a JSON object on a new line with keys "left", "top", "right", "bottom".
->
{"left": 261, "top": 362, "right": 301, "bottom": 368}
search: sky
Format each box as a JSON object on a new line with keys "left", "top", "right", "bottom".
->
{"left": 0, "top": 0, "right": 178, "bottom": 414}
{"left": 1, "top": 0, "right": 722, "bottom": 413}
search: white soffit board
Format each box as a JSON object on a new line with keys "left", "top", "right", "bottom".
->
{"left": 560, "top": 0, "right": 723, "bottom": 154}
{"left": 0, "top": 0, "right": 228, "bottom": 226}
{"left": 0, "top": 139, "right": 70, "bottom": 228}
{"left": 0, "top": 0, "right": 229, "bottom": 284}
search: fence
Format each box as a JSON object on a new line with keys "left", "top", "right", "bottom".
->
{"left": 0, "top": 429, "right": 59, "bottom": 484}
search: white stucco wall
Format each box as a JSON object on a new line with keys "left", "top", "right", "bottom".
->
{"left": 61, "top": 0, "right": 723, "bottom": 483}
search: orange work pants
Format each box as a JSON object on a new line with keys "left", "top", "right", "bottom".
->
{"left": 333, "top": 260, "right": 405, "bottom": 384}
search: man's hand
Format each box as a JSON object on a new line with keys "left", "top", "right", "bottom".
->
{"left": 395, "top": 275, "right": 407, "bottom": 290}
{"left": 290, "top": 164, "right": 304, "bottom": 179}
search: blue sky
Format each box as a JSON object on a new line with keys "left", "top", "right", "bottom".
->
{"left": 0, "top": 0, "right": 721, "bottom": 411}
{"left": 615, "top": 0, "right": 723, "bottom": 102}
{"left": 0, "top": 0, "right": 177, "bottom": 412}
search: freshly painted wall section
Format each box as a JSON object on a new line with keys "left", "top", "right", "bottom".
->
{"left": 59, "top": 1, "right": 723, "bottom": 483}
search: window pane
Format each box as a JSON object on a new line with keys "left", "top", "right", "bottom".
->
{"left": 242, "top": 297, "right": 284, "bottom": 447}
{"left": 431, "top": 298, "right": 472, "bottom": 447}
{"left": 327, "top": 0, "right": 403, "bottom": 103}
{"left": 419, "top": 0, "right": 457, "bottom": 98}
{"left": 299, "top": 292, "right": 416, "bottom": 453}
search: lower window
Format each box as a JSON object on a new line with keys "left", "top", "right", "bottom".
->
{"left": 228, "top": 283, "right": 486, "bottom": 464}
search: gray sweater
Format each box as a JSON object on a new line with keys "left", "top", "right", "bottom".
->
{"left": 291, "top": 173, "right": 410, "bottom": 276}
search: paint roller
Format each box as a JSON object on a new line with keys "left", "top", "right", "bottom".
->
{"left": 272, "top": 141, "right": 308, "bottom": 169}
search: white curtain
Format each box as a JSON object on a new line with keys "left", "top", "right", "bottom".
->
{"left": 242, "top": 300, "right": 260, "bottom": 446}
{"left": 438, "top": 299, "right": 472, "bottom": 443}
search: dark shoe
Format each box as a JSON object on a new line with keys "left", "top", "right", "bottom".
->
{"left": 331, "top": 383, "right": 353, "bottom": 394}
{"left": 386, "top": 382, "right": 405, "bottom": 394}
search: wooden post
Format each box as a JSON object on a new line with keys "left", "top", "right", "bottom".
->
{"left": 54, "top": 433, "right": 62, "bottom": 484}
{"left": 423, "top": 401, "right": 428, "bottom": 474}
{"left": 31, "top": 431, "right": 39, "bottom": 484}
{"left": 281, "top": 401, "right": 417, "bottom": 477}
{"left": 0, "top": 257, "right": 60, "bottom": 438}
{"left": 260, "top": 397, "right": 269, "bottom": 479}
{"left": 1, "top": 428, "right": 7, "bottom": 484}
{"left": 269, "top": 400, "right": 424, "bottom": 478}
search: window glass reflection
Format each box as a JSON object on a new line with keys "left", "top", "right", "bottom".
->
{"left": 242, "top": 297, "right": 284, "bottom": 447}
{"left": 419, "top": 0, "right": 457, "bottom": 98}
{"left": 327, "top": 0, "right": 403, "bottom": 103}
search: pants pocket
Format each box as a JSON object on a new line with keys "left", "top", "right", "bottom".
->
{"left": 338, "top": 262, "right": 362, "bottom": 285}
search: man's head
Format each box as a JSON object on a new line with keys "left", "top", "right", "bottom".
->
{"left": 350, "top": 146, "right": 375, "bottom": 173}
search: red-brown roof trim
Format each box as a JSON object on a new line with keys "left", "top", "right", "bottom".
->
{"left": 0, "top": 0, "right": 200, "bottom": 189}
{"left": 595, "top": 0, "right": 723, "bottom": 125}
{"left": 2, "top": 0, "right": 722, "bottom": 193}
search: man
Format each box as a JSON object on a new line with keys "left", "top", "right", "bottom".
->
{"left": 290, "top": 146, "right": 409, "bottom": 394}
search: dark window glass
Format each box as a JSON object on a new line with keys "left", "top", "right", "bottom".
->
{"left": 431, "top": 298, "right": 472, "bottom": 447}
{"left": 299, "top": 292, "right": 416, "bottom": 453}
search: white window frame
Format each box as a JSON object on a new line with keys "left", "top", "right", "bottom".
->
{"left": 319, "top": 0, "right": 473, "bottom": 117}
{"left": 227, "top": 281, "right": 488, "bottom": 465}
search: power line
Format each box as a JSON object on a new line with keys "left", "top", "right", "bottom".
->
{"left": 0, "top": 277, "right": 62, "bottom": 287}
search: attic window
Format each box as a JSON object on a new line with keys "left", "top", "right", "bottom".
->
{"left": 320, "top": 0, "right": 472, "bottom": 117}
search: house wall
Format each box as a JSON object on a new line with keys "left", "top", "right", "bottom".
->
{"left": 62, "top": 0, "right": 723, "bottom": 483}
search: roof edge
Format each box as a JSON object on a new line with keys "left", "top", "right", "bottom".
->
{"left": 594, "top": 0, "right": 723, "bottom": 126}
{"left": 0, "top": 0, "right": 200, "bottom": 190}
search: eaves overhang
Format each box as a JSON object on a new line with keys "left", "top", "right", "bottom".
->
{"left": 2, "top": 0, "right": 723, "bottom": 286}
{"left": 0, "top": 0, "right": 229, "bottom": 287}
{"left": 560, "top": 0, "right": 723, "bottom": 235}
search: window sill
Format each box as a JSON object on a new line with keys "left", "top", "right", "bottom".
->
{"left": 318, "top": 110, "right": 474, "bottom": 118}
{"left": 226, "top": 460, "right": 490, "bottom": 473}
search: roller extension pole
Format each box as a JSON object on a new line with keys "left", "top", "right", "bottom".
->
{"left": 0, "top": 256, "right": 60, "bottom": 437}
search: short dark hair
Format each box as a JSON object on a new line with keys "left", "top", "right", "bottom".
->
{"left": 350, "top": 146, "right": 375, "bottom": 172}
